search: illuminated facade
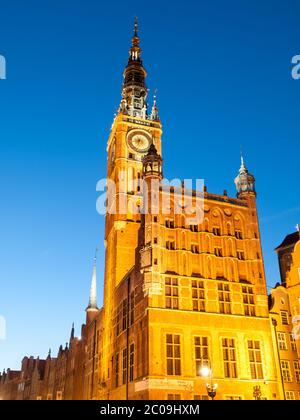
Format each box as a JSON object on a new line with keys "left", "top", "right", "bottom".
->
{"left": 269, "top": 229, "right": 300, "bottom": 400}
{"left": 93, "top": 21, "right": 283, "bottom": 400}
{"left": 1, "top": 22, "right": 300, "bottom": 401}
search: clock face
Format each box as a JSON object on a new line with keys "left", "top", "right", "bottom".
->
{"left": 127, "top": 130, "right": 152, "bottom": 153}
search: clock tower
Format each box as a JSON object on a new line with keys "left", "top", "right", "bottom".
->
{"left": 101, "top": 19, "right": 163, "bottom": 389}
{"left": 105, "top": 17, "right": 162, "bottom": 285}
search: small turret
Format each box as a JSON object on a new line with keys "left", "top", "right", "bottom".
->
{"left": 234, "top": 156, "right": 256, "bottom": 198}
{"left": 142, "top": 144, "right": 163, "bottom": 180}
{"left": 150, "top": 91, "right": 160, "bottom": 122}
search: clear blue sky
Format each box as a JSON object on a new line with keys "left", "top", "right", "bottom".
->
{"left": 0, "top": 0, "right": 300, "bottom": 371}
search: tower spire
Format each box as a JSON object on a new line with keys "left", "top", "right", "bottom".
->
{"left": 86, "top": 249, "right": 98, "bottom": 311}
{"left": 119, "top": 18, "right": 148, "bottom": 119}
{"left": 70, "top": 323, "right": 75, "bottom": 342}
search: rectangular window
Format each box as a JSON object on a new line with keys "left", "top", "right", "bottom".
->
{"left": 194, "top": 395, "right": 209, "bottom": 400}
{"left": 281, "top": 360, "right": 292, "bottom": 383}
{"left": 248, "top": 340, "right": 263, "bottom": 379}
{"left": 242, "top": 286, "right": 256, "bottom": 317}
{"left": 235, "top": 230, "right": 243, "bottom": 240}
{"left": 214, "top": 247, "right": 223, "bottom": 257}
{"left": 213, "top": 227, "right": 221, "bottom": 236}
{"left": 166, "top": 241, "right": 176, "bottom": 250}
{"left": 286, "top": 391, "right": 295, "bottom": 400}
{"left": 165, "top": 220, "right": 175, "bottom": 229}
{"left": 192, "top": 280, "right": 205, "bottom": 312}
{"left": 122, "top": 348, "right": 128, "bottom": 385}
{"left": 278, "top": 333, "right": 287, "bottom": 351}
{"left": 290, "top": 333, "right": 297, "bottom": 352}
{"left": 218, "top": 283, "right": 231, "bottom": 314}
{"left": 165, "top": 278, "right": 179, "bottom": 309}
{"left": 194, "top": 336, "right": 209, "bottom": 376}
{"left": 129, "top": 344, "right": 134, "bottom": 382}
{"left": 225, "top": 396, "right": 243, "bottom": 400}
{"left": 116, "top": 312, "right": 120, "bottom": 336}
{"left": 190, "top": 225, "right": 199, "bottom": 232}
{"left": 222, "top": 338, "right": 237, "bottom": 378}
{"left": 122, "top": 299, "right": 128, "bottom": 331}
{"left": 115, "top": 304, "right": 122, "bottom": 336}
{"left": 191, "top": 244, "right": 200, "bottom": 254}
{"left": 294, "top": 361, "right": 300, "bottom": 384}
{"left": 280, "top": 311, "right": 289, "bottom": 325}
{"left": 167, "top": 394, "right": 181, "bottom": 400}
{"left": 130, "top": 292, "right": 135, "bottom": 326}
{"left": 166, "top": 334, "right": 181, "bottom": 376}
{"left": 237, "top": 250, "right": 245, "bottom": 260}
{"left": 115, "top": 353, "right": 119, "bottom": 388}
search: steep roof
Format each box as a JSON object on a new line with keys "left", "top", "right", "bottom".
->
{"left": 275, "top": 231, "right": 299, "bottom": 251}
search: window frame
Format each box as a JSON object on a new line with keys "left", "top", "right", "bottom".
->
{"left": 166, "top": 334, "right": 181, "bottom": 376}
{"left": 165, "top": 278, "right": 179, "bottom": 310}
{"left": 222, "top": 338, "right": 238, "bottom": 379}
{"left": 248, "top": 340, "right": 263, "bottom": 380}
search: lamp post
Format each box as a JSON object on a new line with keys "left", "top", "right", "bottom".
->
{"left": 253, "top": 385, "right": 262, "bottom": 401}
{"left": 200, "top": 358, "right": 218, "bottom": 400}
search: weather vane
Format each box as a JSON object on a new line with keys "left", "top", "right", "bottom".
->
{"left": 134, "top": 16, "right": 138, "bottom": 36}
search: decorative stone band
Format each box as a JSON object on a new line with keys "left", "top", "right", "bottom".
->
{"left": 135, "top": 378, "right": 194, "bottom": 393}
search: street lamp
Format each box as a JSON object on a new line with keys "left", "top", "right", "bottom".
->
{"left": 253, "top": 385, "right": 262, "bottom": 401}
{"left": 200, "top": 358, "right": 218, "bottom": 400}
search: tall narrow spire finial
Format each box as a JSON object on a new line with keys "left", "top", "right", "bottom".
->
{"left": 70, "top": 323, "right": 75, "bottom": 341}
{"left": 134, "top": 16, "right": 139, "bottom": 37}
{"left": 239, "top": 147, "right": 247, "bottom": 173}
{"left": 150, "top": 89, "right": 160, "bottom": 121}
{"left": 86, "top": 248, "right": 99, "bottom": 311}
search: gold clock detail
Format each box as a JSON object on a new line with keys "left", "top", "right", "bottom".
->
{"left": 126, "top": 129, "right": 152, "bottom": 153}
